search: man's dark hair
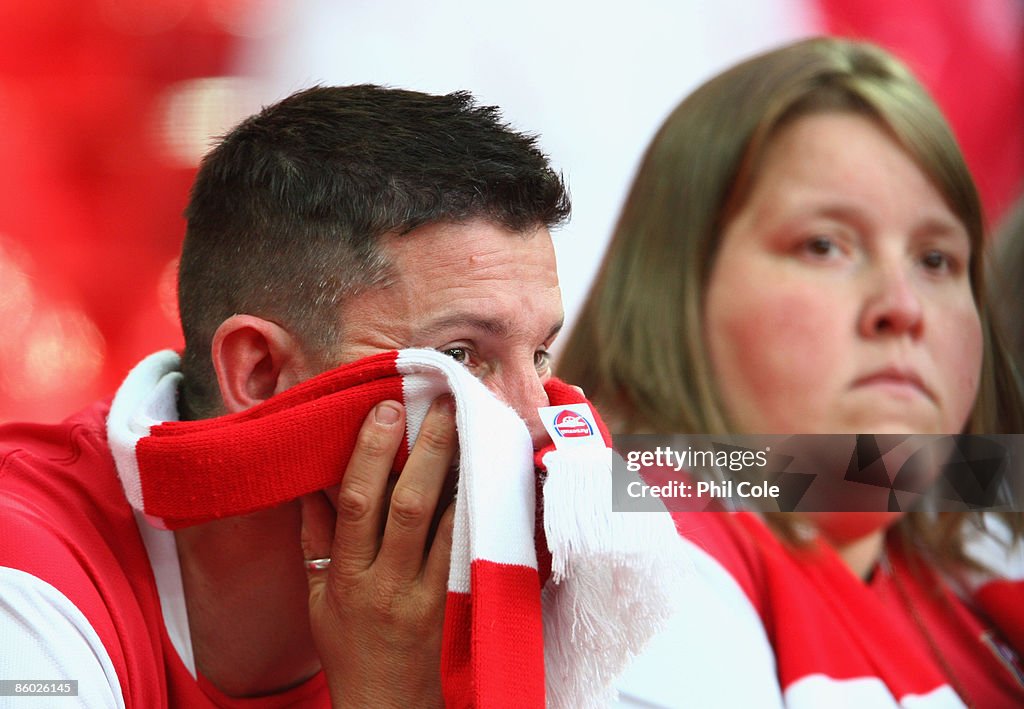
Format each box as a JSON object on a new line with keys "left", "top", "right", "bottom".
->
{"left": 178, "top": 84, "right": 570, "bottom": 418}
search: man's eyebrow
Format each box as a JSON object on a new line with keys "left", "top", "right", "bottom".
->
{"left": 419, "top": 313, "right": 564, "bottom": 341}
{"left": 547, "top": 318, "right": 564, "bottom": 341}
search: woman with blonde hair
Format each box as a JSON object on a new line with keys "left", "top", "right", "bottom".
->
{"left": 561, "top": 38, "right": 1024, "bottom": 707}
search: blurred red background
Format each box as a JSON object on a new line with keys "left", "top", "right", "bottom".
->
{"left": 0, "top": 0, "right": 253, "bottom": 421}
{"left": 1, "top": 0, "right": 1021, "bottom": 423}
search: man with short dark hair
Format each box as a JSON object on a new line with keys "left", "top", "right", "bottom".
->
{"left": 0, "top": 85, "right": 571, "bottom": 707}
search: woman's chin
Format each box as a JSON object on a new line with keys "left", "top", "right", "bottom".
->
{"left": 804, "top": 511, "right": 903, "bottom": 545}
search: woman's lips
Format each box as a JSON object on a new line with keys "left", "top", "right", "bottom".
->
{"left": 852, "top": 367, "right": 933, "bottom": 401}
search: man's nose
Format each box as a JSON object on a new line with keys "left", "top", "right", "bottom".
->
{"left": 857, "top": 261, "right": 925, "bottom": 339}
{"left": 487, "top": 365, "right": 552, "bottom": 449}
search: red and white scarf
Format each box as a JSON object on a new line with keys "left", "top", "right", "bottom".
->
{"left": 108, "top": 349, "right": 683, "bottom": 707}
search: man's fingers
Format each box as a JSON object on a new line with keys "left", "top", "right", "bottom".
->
{"left": 423, "top": 502, "right": 455, "bottom": 592}
{"left": 377, "top": 396, "right": 457, "bottom": 578}
{"left": 331, "top": 400, "right": 406, "bottom": 575}
{"left": 305, "top": 398, "right": 453, "bottom": 708}
{"left": 300, "top": 492, "right": 336, "bottom": 562}
{"left": 299, "top": 492, "right": 336, "bottom": 603}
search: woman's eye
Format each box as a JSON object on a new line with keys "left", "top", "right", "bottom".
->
{"left": 803, "top": 236, "right": 837, "bottom": 257}
{"left": 921, "top": 250, "right": 953, "bottom": 273}
{"left": 442, "top": 347, "right": 470, "bottom": 365}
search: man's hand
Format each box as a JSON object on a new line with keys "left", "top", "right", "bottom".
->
{"left": 299, "top": 397, "right": 457, "bottom": 708}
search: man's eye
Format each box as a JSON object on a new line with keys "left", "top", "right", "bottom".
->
{"left": 442, "top": 347, "right": 469, "bottom": 364}
{"left": 534, "top": 349, "right": 551, "bottom": 372}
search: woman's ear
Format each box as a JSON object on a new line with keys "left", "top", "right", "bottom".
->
{"left": 210, "top": 314, "right": 316, "bottom": 413}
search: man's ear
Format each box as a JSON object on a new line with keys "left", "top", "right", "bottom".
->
{"left": 210, "top": 314, "right": 316, "bottom": 414}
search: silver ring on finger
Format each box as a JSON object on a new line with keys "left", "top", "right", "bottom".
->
{"left": 304, "top": 557, "right": 332, "bottom": 572}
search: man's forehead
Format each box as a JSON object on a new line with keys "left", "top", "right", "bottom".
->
{"left": 384, "top": 219, "right": 557, "bottom": 291}
{"left": 337, "top": 218, "right": 563, "bottom": 350}
{"left": 415, "top": 311, "right": 565, "bottom": 341}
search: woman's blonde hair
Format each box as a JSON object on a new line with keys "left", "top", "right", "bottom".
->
{"left": 559, "top": 37, "right": 1024, "bottom": 564}
{"left": 991, "top": 197, "right": 1024, "bottom": 365}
